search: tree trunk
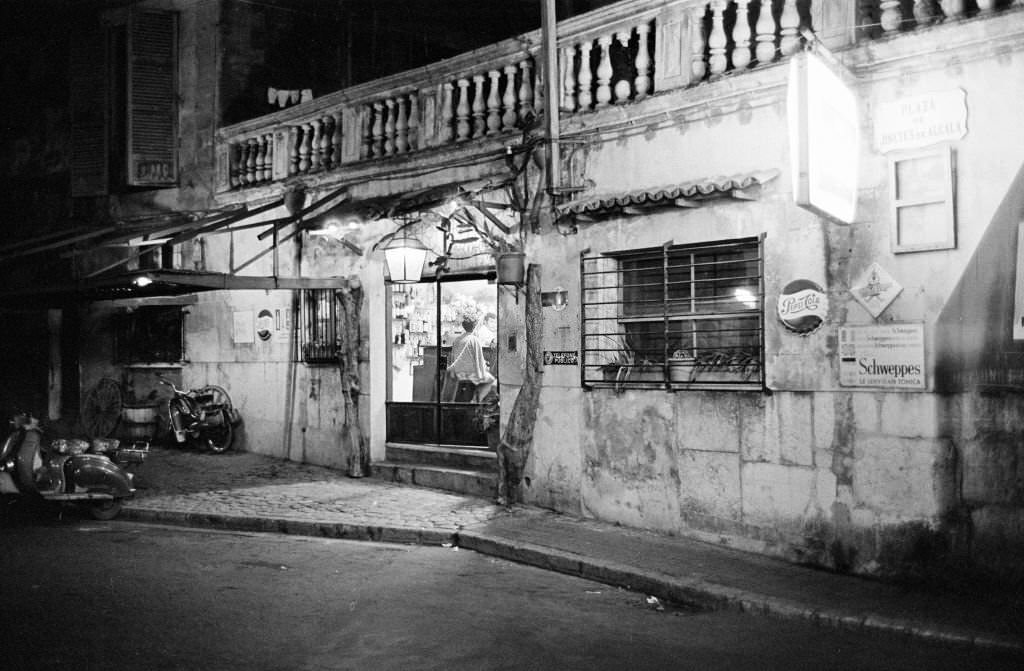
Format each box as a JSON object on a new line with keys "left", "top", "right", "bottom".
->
{"left": 497, "top": 263, "right": 543, "bottom": 504}
{"left": 336, "top": 279, "right": 366, "bottom": 477}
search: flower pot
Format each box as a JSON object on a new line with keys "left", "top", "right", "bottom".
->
{"left": 495, "top": 251, "right": 526, "bottom": 285}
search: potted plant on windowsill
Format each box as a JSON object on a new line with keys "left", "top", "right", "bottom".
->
{"left": 668, "top": 349, "right": 697, "bottom": 383}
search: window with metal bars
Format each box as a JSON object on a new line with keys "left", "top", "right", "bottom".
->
{"left": 581, "top": 237, "right": 764, "bottom": 389}
{"left": 299, "top": 288, "right": 340, "bottom": 364}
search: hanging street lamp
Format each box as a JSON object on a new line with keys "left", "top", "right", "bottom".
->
{"left": 383, "top": 231, "right": 427, "bottom": 283}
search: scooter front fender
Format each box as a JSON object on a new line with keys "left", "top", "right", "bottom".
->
{"left": 68, "top": 454, "right": 134, "bottom": 498}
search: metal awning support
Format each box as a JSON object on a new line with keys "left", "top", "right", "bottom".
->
{"left": 256, "top": 185, "right": 349, "bottom": 241}
{"left": 84, "top": 198, "right": 285, "bottom": 278}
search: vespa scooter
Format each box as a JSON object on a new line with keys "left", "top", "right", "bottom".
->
{"left": 0, "top": 413, "right": 141, "bottom": 520}
{"left": 159, "top": 379, "right": 234, "bottom": 453}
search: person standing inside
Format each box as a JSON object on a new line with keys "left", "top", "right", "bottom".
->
{"left": 442, "top": 315, "right": 495, "bottom": 402}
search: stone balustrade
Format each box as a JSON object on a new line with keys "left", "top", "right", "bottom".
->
{"left": 216, "top": 0, "right": 1024, "bottom": 193}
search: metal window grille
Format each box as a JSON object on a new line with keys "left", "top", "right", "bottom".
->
{"left": 581, "top": 237, "right": 764, "bottom": 390}
{"left": 299, "top": 288, "right": 340, "bottom": 364}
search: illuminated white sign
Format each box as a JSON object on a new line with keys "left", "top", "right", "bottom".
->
{"left": 788, "top": 51, "right": 860, "bottom": 224}
{"left": 873, "top": 89, "right": 967, "bottom": 153}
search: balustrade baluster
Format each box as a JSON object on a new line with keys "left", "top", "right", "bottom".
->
{"left": 371, "top": 102, "right": 385, "bottom": 157}
{"left": 229, "top": 143, "right": 241, "bottom": 188}
{"left": 456, "top": 79, "right": 472, "bottom": 141}
{"left": 384, "top": 98, "right": 397, "bottom": 154}
{"left": 595, "top": 35, "right": 613, "bottom": 107}
{"left": 578, "top": 41, "right": 594, "bottom": 110}
{"left": 913, "top": 0, "right": 938, "bottom": 25}
{"left": 319, "top": 117, "right": 332, "bottom": 169}
{"left": 733, "top": 1, "right": 753, "bottom": 70}
{"left": 755, "top": 0, "right": 778, "bottom": 65}
{"left": 289, "top": 126, "right": 301, "bottom": 174}
{"left": 440, "top": 83, "right": 456, "bottom": 144}
{"left": 975, "top": 0, "right": 995, "bottom": 12}
{"left": 299, "top": 124, "right": 314, "bottom": 173}
{"left": 359, "top": 106, "right": 372, "bottom": 160}
{"left": 332, "top": 112, "right": 344, "bottom": 167}
{"left": 396, "top": 97, "right": 409, "bottom": 153}
{"left": 939, "top": 0, "right": 965, "bottom": 19}
{"left": 519, "top": 60, "right": 534, "bottom": 120}
{"left": 319, "top": 117, "right": 333, "bottom": 169}
{"left": 779, "top": 0, "right": 801, "bottom": 56}
{"left": 246, "top": 137, "right": 258, "bottom": 184}
{"left": 309, "top": 119, "right": 322, "bottom": 172}
{"left": 502, "top": 64, "right": 519, "bottom": 131}
{"left": 408, "top": 94, "right": 420, "bottom": 150}
{"left": 486, "top": 70, "right": 502, "bottom": 134}
{"left": 708, "top": 1, "right": 728, "bottom": 77}
{"left": 472, "top": 75, "right": 487, "bottom": 138}
{"left": 690, "top": 7, "right": 707, "bottom": 82}
{"left": 561, "top": 46, "right": 577, "bottom": 112}
{"left": 613, "top": 30, "right": 632, "bottom": 103}
{"left": 258, "top": 134, "right": 270, "bottom": 181}
{"left": 634, "top": 23, "right": 651, "bottom": 100}
{"left": 880, "top": 1, "right": 903, "bottom": 34}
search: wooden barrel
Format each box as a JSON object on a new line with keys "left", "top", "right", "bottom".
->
{"left": 121, "top": 404, "right": 159, "bottom": 441}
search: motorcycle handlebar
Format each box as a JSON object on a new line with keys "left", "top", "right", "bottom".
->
{"left": 157, "top": 378, "right": 189, "bottom": 395}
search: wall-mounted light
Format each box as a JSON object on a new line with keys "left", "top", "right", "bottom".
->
{"left": 133, "top": 275, "right": 154, "bottom": 288}
{"left": 383, "top": 232, "right": 427, "bottom": 283}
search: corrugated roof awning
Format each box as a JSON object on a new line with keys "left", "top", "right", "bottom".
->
{"left": 555, "top": 170, "right": 780, "bottom": 220}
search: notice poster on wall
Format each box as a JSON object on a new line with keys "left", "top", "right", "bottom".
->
{"left": 233, "top": 310, "right": 254, "bottom": 344}
{"left": 839, "top": 323, "right": 925, "bottom": 388}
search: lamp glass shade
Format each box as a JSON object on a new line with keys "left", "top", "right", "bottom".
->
{"left": 383, "top": 237, "right": 427, "bottom": 283}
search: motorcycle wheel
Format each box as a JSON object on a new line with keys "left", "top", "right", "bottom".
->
{"left": 90, "top": 498, "right": 123, "bottom": 520}
{"left": 205, "top": 409, "right": 234, "bottom": 454}
{"left": 14, "top": 431, "right": 42, "bottom": 494}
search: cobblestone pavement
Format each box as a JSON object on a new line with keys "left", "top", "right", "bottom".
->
{"left": 127, "top": 446, "right": 510, "bottom": 531}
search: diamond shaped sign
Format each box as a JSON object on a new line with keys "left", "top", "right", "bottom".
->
{"left": 851, "top": 262, "right": 902, "bottom": 319}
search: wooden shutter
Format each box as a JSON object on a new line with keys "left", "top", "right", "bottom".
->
{"left": 127, "top": 9, "right": 177, "bottom": 187}
{"left": 70, "top": 26, "right": 109, "bottom": 197}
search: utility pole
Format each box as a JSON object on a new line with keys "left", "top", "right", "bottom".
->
{"left": 541, "top": 0, "right": 560, "bottom": 194}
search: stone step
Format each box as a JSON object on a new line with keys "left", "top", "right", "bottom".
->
{"left": 370, "top": 462, "right": 497, "bottom": 499}
{"left": 385, "top": 443, "right": 497, "bottom": 472}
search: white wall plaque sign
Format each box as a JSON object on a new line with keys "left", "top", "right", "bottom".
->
{"left": 233, "top": 310, "right": 254, "bottom": 344}
{"left": 839, "top": 323, "right": 925, "bottom": 388}
{"left": 873, "top": 89, "right": 967, "bottom": 154}
{"left": 851, "top": 262, "right": 902, "bottom": 319}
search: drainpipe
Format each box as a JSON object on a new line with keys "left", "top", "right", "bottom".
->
{"left": 541, "top": 0, "right": 560, "bottom": 194}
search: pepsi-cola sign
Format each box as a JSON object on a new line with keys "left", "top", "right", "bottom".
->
{"left": 777, "top": 280, "right": 827, "bottom": 334}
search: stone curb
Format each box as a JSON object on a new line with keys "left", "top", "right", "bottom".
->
{"left": 120, "top": 507, "right": 1023, "bottom": 654}
{"left": 453, "top": 532, "right": 1024, "bottom": 655}
{"left": 121, "top": 507, "right": 456, "bottom": 546}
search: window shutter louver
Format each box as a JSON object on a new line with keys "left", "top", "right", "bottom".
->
{"left": 70, "top": 27, "right": 109, "bottom": 197}
{"left": 127, "top": 9, "right": 177, "bottom": 187}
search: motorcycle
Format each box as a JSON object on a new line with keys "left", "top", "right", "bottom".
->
{"left": 0, "top": 412, "right": 145, "bottom": 520}
{"left": 159, "top": 378, "right": 235, "bottom": 453}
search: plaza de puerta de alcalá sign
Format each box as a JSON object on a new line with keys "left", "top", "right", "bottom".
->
{"left": 778, "top": 280, "right": 828, "bottom": 335}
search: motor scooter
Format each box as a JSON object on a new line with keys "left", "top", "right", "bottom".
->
{"left": 159, "top": 378, "right": 235, "bottom": 453}
{"left": 0, "top": 412, "right": 144, "bottom": 520}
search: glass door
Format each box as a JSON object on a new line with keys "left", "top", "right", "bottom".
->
{"left": 386, "top": 277, "right": 497, "bottom": 447}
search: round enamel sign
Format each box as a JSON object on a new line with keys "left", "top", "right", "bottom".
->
{"left": 777, "top": 280, "right": 827, "bottom": 334}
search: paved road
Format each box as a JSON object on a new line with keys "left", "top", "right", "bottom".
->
{"left": 1, "top": 513, "right": 1021, "bottom": 670}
